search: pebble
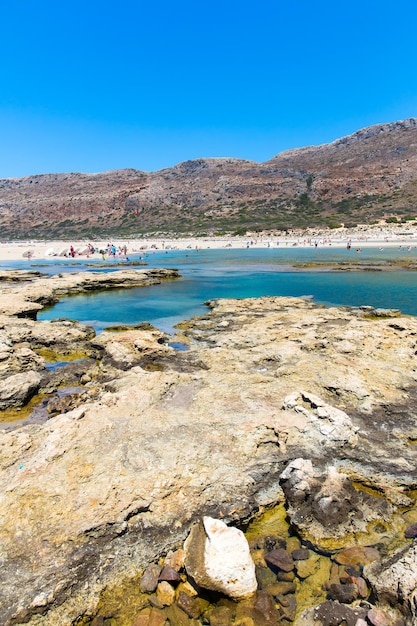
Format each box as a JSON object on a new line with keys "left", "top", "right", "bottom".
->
{"left": 334, "top": 545, "right": 380, "bottom": 566}
{"left": 404, "top": 521, "right": 417, "bottom": 538}
{"left": 265, "top": 548, "right": 295, "bottom": 572}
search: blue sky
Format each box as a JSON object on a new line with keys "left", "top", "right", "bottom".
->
{"left": 1, "top": 0, "right": 416, "bottom": 178}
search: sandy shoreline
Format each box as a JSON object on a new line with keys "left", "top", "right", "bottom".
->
{"left": 1, "top": 226, "right": 417, "bottom": 262}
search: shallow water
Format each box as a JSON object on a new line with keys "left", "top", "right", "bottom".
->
{"left": 5, "top": 246, "right": 417, "bottom": 334}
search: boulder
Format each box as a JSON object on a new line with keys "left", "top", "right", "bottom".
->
{"left": 364, "top": 542, "right": 417, "bottom": 622}
{"left": 279, "top": 459, "right": 395, "bottom": 548}
{"left": 0, "top": 370, "right": 42, "bottom": 409}
{"left": 184, "top": 517, "right": 257, "bottom": 599}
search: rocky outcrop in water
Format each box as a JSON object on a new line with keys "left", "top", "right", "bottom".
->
{"left": 1, "top": 277, "right": 417, "bottom": 624}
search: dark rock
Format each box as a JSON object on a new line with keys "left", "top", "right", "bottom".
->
{"left": 264, "top": 581, "right": 297, "bottom": 596}
{"left": 158, "top": 565, "right": 182, "bottom": 585}
{"left": 277, "top": 570, "right": 295, "bottom": 581}
{"left": 277, "top": 593, "right": 297, "bottom": 621}
{"left": 46, "top": 392, "right": 83, "bottom": 416}
{"left": 345, "top": 565, "right": 362, "bottom": 577}
{"left": 328, "top": 582, "right": 358, "bottom": 603}
{"left": 176, "top": 590, "right": 208, "bottom": 619}
{"left": 207, "top": 605, "right": 234, "bottom": 626}
{"left": 139, "top": 563, "right": 162, "bottom": 593}
{"left": 165, "top": 603, "right": 191, "bottom": 625}
{"left": 234, "top": 602, "right": 276, "bottom": 626}
{"left": 404, "top": 521, "right": 417, "bottom": 538}
{"left": 148, "top": 594, "right": 164, "bottom": 609}
{"left": 314, "top": 600, "right": 368, "bottom": 626}
{"left": 254, "top": 591, "right": 281, "bottom": 623}
{"left": 264, "top": 548, "right": 295, "bottom": 572}
{"left": 263, "top": 534, "right": 286, "bottom": 551}
{"left": 292, "top": 548, "right": 310, "bottom": 560}
{"left": 255, "top": 564, "right": 278, "bottom": 589}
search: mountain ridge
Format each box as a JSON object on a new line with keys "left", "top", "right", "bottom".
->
{"left": 1, "top": 118, "right": 416, "bottom": 238}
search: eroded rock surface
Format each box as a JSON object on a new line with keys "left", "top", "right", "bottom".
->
{"left": 1, "top": 293, "right": 417, "bottom": 623}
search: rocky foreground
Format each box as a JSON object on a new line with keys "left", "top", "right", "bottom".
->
{"left": 1, "top": 270, "right": 417, "bottom": 624}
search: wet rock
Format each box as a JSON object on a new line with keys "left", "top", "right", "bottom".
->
{"left": 140, "top": 564, "right": 162, "bottom": 593}
{"left": 313, "top": 600, "right": 368, "bottom": 626}
{"left": 159, "top": 565, "right": 182, "bottom": 585}
{"left": 261, "top": 534, "right": 285, "bottom": 551}
{"left": 156, "top": 581, "right": 175, "bottom": 606}
{"left": 277, "top": 592, "right": 297, "bottom": 621}
{"left": 254, "top": 564, "right": 277, "bottom": 589}
{"left": 165, "top": 603, "right": 192, "bottom": 625}
{"left": 184, "top": 517, "right": 257, "bottom": 600}
{"left": 286, "top": 536, "right": 301, "bottom": 552}
{"left": 234, "top": 597, "right": 278, "bottom": 626}
{"left": 175, "top": 581, "right": 198, "bottom": 600}
{"left": 404, "top": 521, "right": 417, "bottom": 538}
{"left": 334, "top": 545, "right": 380, "bottom": 566}
{"left": 292, "top": 548, "right": 311, "bottom": 560}
{"left": 206, "top": 604, "right": 234, "bottom": 626}
{"left": 148, "top": 594, "right": 164, "bottom": 609}
{"left": 295, "top": 553, "right": 321, "bottom": 579}
{"left": 46, "top": 391, "right": 83, "bottom": 416}
{"left": 176, "top": 590, "right": 209, "bottom": 619}
{"left": 148, "top": 607, "right": 168, "bottom": 626}
{"left": 264, "top": 547, "right": 295, "bottom": 572}
{"left": 254, "top": 590, "right": 281, "bottom": 623}
{"left": 355, "top": 576, "right": 369, "bottom": 598}
{"left": 328, "top": 582, "right": 358, "bottom": 603}
{"left": 264, "top": 581, "right": 297, "bottom": 596}
{"left": 277, "top": 570, "right": 296, "bottom": 581}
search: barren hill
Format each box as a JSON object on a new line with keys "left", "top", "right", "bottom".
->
{"left": 1, "top": 118, "right": 416, "bottom": 239}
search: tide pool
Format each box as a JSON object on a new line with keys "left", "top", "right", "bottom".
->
{"left": 35, "top": 247, "right": 417, "bottom": 334}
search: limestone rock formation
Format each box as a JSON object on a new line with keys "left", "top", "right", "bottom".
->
{"left": 1, "top": 281, "right": 417, "bottom": 623}
{"left": 0, "top": 370, "right": 42, "bottom": 409}
{"left": 364, "top": 543, "right": 417, "bottom": 622}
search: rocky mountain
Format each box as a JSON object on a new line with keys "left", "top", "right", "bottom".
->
{"left": 1, "top": 118, "right": 417, "bottom": 239}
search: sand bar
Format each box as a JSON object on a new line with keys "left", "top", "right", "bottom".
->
{"left": 1, "top": 225, "right": 417, "bottom": 262}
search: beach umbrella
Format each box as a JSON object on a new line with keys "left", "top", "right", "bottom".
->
{"left": 22, "top": 250, "right": 34, "bottom": 258}
{"left": 45, "top": 247, "right": 55, "bottom": 256}
{"left": 58, "top": 247, "right": 68, "bottom": 257}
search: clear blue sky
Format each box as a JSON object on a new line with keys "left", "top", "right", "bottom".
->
{"left": 1, "top": 0, "right": 416, "bottom": 178}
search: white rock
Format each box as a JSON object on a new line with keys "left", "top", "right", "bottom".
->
{"left": 184, "top": 516, "right": 257, "bottom": 599}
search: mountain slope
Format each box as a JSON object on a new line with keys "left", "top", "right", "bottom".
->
{"left": 1, "top": 118, "right": 416, "bottom": 238}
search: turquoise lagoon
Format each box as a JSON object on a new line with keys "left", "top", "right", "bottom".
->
{"left": 6, "top": 246, "right": 417, "bottom": 335}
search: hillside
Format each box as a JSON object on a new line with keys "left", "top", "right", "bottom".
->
{"left": 1, "top": 118, "right": 416, "bottom": 239}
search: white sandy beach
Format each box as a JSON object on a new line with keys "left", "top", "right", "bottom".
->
{"left": 1, "top": 225, "right": 417, "bottom": 262}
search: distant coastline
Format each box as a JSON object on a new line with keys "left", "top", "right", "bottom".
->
{"left": 1, "top": 224, "right": 417, "bottom": 262}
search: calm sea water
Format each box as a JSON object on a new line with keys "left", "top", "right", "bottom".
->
{"left": 4, "top": 246, "right": 417, "bottom": 334}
